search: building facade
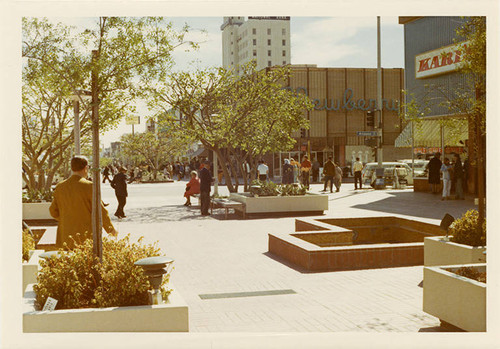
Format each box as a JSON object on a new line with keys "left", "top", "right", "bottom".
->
{"left": 268, "top": 65, "right": 409, "bottom": 178}
{"left": 221, "top": 16, "right": 291, "bottom": 73}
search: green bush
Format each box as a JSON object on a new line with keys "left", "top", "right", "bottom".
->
{"left": 449, "top": 209, "right": 486, "bottom": 247}
{"left": 22, "top": 229, "right": 35, "bottom": 262}
{"left": 22, "top": 189, "right": 53, "bottom": 203}
{"left": 250, "top": 180, "right": 307, "bottom": 197}
{"left": 33, "top": 235, "right": 171, "bottom": 310}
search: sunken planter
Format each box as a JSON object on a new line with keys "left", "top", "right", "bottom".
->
{"left": 22, "top": 202, "right": 52, "bottom": 220}
{"left": 424, "top": 236, "right": 486, "bottom": 266}
{"left": 423, "top": 264, "right": 486, "bottom": 332}
{"left": 230, "top": 192, "right": 328, "bottom": 215}
{"left": 23, "top": 284, "right": 189, "bottom": 332}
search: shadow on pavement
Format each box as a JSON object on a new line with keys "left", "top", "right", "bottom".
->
{"left": 351, "top": 191, "right": 475, "bottom": 220}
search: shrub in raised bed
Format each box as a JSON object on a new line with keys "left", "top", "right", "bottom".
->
{"left": 33, "top": 235, "right": 171, "bottom": 310}
{"left": 449, "top": 209, "right": 486, "bottom": 247}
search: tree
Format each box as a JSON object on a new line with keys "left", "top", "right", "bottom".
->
{"left": 23, "top": 17, "right": 196, "bottom": 259}
{"left": 146, "top": 62, "right": 313, "bottom": 192}
{"left": 119, "top": 127, "right": 192, "bottom": 179}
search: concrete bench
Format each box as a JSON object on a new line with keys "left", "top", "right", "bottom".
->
{"left": 210, "top": 199, "right": 246, "bottom": 219}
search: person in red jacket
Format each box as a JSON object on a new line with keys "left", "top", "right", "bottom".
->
{"left": 184, "top": 171, "right": 200, "bottom": 206}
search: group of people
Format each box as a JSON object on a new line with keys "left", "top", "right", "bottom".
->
{"left": 427, "top": 152, "right": 467, "bottom": 200}
{"left": 281, "top": 155, "right": 343, "bottom": 193}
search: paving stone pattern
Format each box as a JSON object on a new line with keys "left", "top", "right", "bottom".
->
{"left": 101, "top": 181, "right": 475, "bottom": 332}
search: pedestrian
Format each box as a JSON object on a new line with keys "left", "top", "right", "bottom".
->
{"left": 110, "top": 166, "right": 128, "bottom": 218}
{"left": 333, "top": 162, "right": 343, "bottom": 192}
{"left": 290, "top": 158, "right": 299, "bottom": 183}
{"left": 178, "top": 162, "right": 184, "bottom": 181}
{"left": 352, "top": 157, "right": 364, "bottom": 190}
{"left": 49, "top": 156, "right": 117, "bottom": 249}
{"left": 322, "top": 156, "right": 335, "bottom": 193}
{"left": 312, "top": 158, "right": 321, "bottom": 183}
{"left": 102, "top": 165, "right": 112, "bottom": 184}
{"left": 300, "top": 155, "right": 312, "bottom": 189}
{"left": 282, "top": 159, "right": 294, "bottom": 184}
{"left": 440, "top": 158, "right": 452, "bottom": 200}
{"left": 257, "top": 160, "right": 269, "bottom": 181}
{"left": 184, "top": 171, "right": 200, "bottom": 206}
{"left": 452, "top": 153, "right": 465, "bottom": 200}
{"left": 427, "top": 152, "right": 442, "bottom": 194}
{"left": 199, "top": 161, "right": 212, "bottom": 216}
{"left": 243, "top": 160, "right": 250, "bottom": 181}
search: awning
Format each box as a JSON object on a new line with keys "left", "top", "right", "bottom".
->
{"left": 395, "top": 119, "right": 468, "bottom": 148}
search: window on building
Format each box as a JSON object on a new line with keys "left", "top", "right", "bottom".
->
{"left": 282, "top": 50, "right": 286, "bottom": 57}
{"left": 268, "top": 39, "right": 271, "bottom": 45}
{"left": 267, "top": 28, "right": 271, "bottom": 35}
{"left": 252, "top": 28, "right": 256, "bottom": 35}
{"left": 283, "top": 61, "right": 287, "bottom": 65}
{"left": 282, "top": 28, "right": 286, "bottom": 35}
{"left": 268, "top": 61, "right": 272, "bottom": 67}
{"left": 253, "top": 39, "right": 256, "bottom": 45}
{"left": 282, "top": 39, "right": 286, "bottom": 45}
{"left": 268, "top": 50, "right": 271, "bottom": 56}
{"left": 253, "top": 50, "right": 257, "bottom": 57}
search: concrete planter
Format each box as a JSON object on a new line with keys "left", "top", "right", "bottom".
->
{"left": 423, "top": 264, "right": 486, "bottom": 332}
{"left": 229, "top": 192, "right": 328, "bottom": 214}
{"left": 424, "top": 236, "right": 486, "bottom": 266}
{"left": 23, "top": 284, "right": 189, "bottom": 332}
{"left": 22, "top": 250, "right": 44, "bottom": 296}
{"left": 22, "top": 202, "right": 52, "bottom": 220}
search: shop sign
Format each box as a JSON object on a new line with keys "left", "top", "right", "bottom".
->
{"left": 248, "top": 16, "right": 290, "bottom": 21}
{"left": 125, "top": 116, "right": 140, "bottom": 125}
{"left": 415, "top": 41, "right": 468, "bottom": 79}
{"left": 284, "top": 87, "right": 399, "bottom": 112}
{"left": 413, "top": 147, "right": 464, "bottom": 154}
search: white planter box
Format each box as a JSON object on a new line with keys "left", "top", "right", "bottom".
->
{"left": 230, "top": 192, "right": 328, "bottom": 214}
{"left": 23, "top": 284, "right": 189, "bottom": 332}
{"left": 22, "top": 202, "right": 52, "bottom": 220}
{"left": 423, "top": 264, "right": 486, "bottom": 332}
{"left": 22, "top": 250, "right": 44, "bottom": 296}
{"left": 424, "top": 236, "right": 486, "bottom": 266}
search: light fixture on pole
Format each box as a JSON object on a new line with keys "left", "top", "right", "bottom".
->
{"left": 71, "top": 90, "right": 92, "bottom": 156}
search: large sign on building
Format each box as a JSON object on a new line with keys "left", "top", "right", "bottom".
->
{"left": 248, "top": 16, "right": 290, "bottom": 21}
{"left": 415, "top": 41, "right": 468, "bottom": 79}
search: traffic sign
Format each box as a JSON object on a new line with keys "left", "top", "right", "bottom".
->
{"left": 357, "top": 131, "right": 378, "bottom": 137}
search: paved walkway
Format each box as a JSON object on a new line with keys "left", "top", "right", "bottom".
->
{"left": 101, "top": 180, "right": 476, "bottom": 333}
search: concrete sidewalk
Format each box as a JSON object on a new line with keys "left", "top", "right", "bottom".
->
{"left": 101, "top": 181, "right": 476, "bottom": 332}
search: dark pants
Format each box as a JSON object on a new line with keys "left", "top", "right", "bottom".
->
{"left": 302, "top": 171, "right": 310, "bottom": 189}
{"left": 200, "top": 191, "right": 210, "bottom": 215}
{"left": 102, "top": 175, "right": 111, "bottom": 183}
{"left": 454, "top": 178, "right": 464, "bottom": 199}
{"left": 115, "top": 195, "right": 126, "bottom": 217}
{"left": 323, "top": 175, "right": 333, "bottom": 192}
{"left": 354, "top": 171, "right": 362, "bottom": 189}
{"left": 312, "top": 169, "right": 319, "bottom": 182}
{"left": 259, "top": 174, "right": 267, "bottom": 181}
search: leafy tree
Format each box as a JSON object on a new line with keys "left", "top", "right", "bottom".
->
{"left": 146, "top": 62, "right": 313, "bottom": 192}
{"left": 23, "top": 16, "right": 196, "bottom": 259}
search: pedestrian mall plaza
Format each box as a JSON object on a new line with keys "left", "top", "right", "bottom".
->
{"left": 100, "top": 179, "right": 483, "bottom": 334}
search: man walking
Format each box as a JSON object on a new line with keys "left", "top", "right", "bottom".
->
{"left": 199, "top": 160, "right": 212, "bottom": 216}
{"left": 49, "top": 156, "right": 117, "bottom": 250}
{"left": 312, "top": 158, "right": 321, "bottom": 183}
{"left": 333, "top": 162, "right": 343, "bottom": 192}
{"left": 111, "top": 166, "right": 128, "bottom": 218}
{"left": 322, "top": 156, "right": 335, "bottom": 193}
{"left": 352, "top": 157, "right": 364, "bottom": 190}
{"left": 427, "top": 153, "right": 442, "bottom": 194}
{"left": 452, "top": 153, "right": 465, "bottom": 200}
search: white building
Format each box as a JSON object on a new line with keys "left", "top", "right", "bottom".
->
{"left": 221, "top": 16, "right": 291, "bottom": 74}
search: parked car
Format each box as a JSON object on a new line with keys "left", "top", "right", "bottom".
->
{"left": 397, "top": 159, "right": 429, "bottom": 177}
{"left": 361, "top": 162, "right": 413, "bottom": 187}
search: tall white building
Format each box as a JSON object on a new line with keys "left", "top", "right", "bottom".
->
{"left": 221, "top": 16, "right": 291, "bottom": 74}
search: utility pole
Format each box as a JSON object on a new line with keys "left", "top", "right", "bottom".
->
{"left": 377, "top": 16, "right": 383, "bottom": 167}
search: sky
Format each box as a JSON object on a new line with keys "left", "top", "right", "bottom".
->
{"left": 48, "top": 16, "right": 405, "bottom": 148}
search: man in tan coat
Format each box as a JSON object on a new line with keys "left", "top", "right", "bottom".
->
{"left": 49, "top": 156, "right": 117, "bottom": 249}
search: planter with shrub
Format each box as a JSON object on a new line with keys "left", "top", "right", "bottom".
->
{"left": 22, "top": 229, "right": 44, "bottom": 295}
{"left": 230, "top": 180, "right": 328, "bottom": 215}
{"left": 22, "top": 189, "right": 53, "bottom": 220}
{"left": 23, "top": 236, "right": 188, "bottom": 332}
{"left": 424, "top": 209, "right": 486, "bottom": 266}
{"left": 423, "top": 263, "right": 486, "bottom": 332}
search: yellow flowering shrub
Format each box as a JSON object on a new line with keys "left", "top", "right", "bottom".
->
{"left": 22, "top": 229, "right": 36, "bottom": 262}
{"left": 33, "top": 235, "right": 171, "bottom": 310}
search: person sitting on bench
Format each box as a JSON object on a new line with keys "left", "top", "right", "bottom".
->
{"left": 184, "top": 171, "right": 200, "bottom": 206}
